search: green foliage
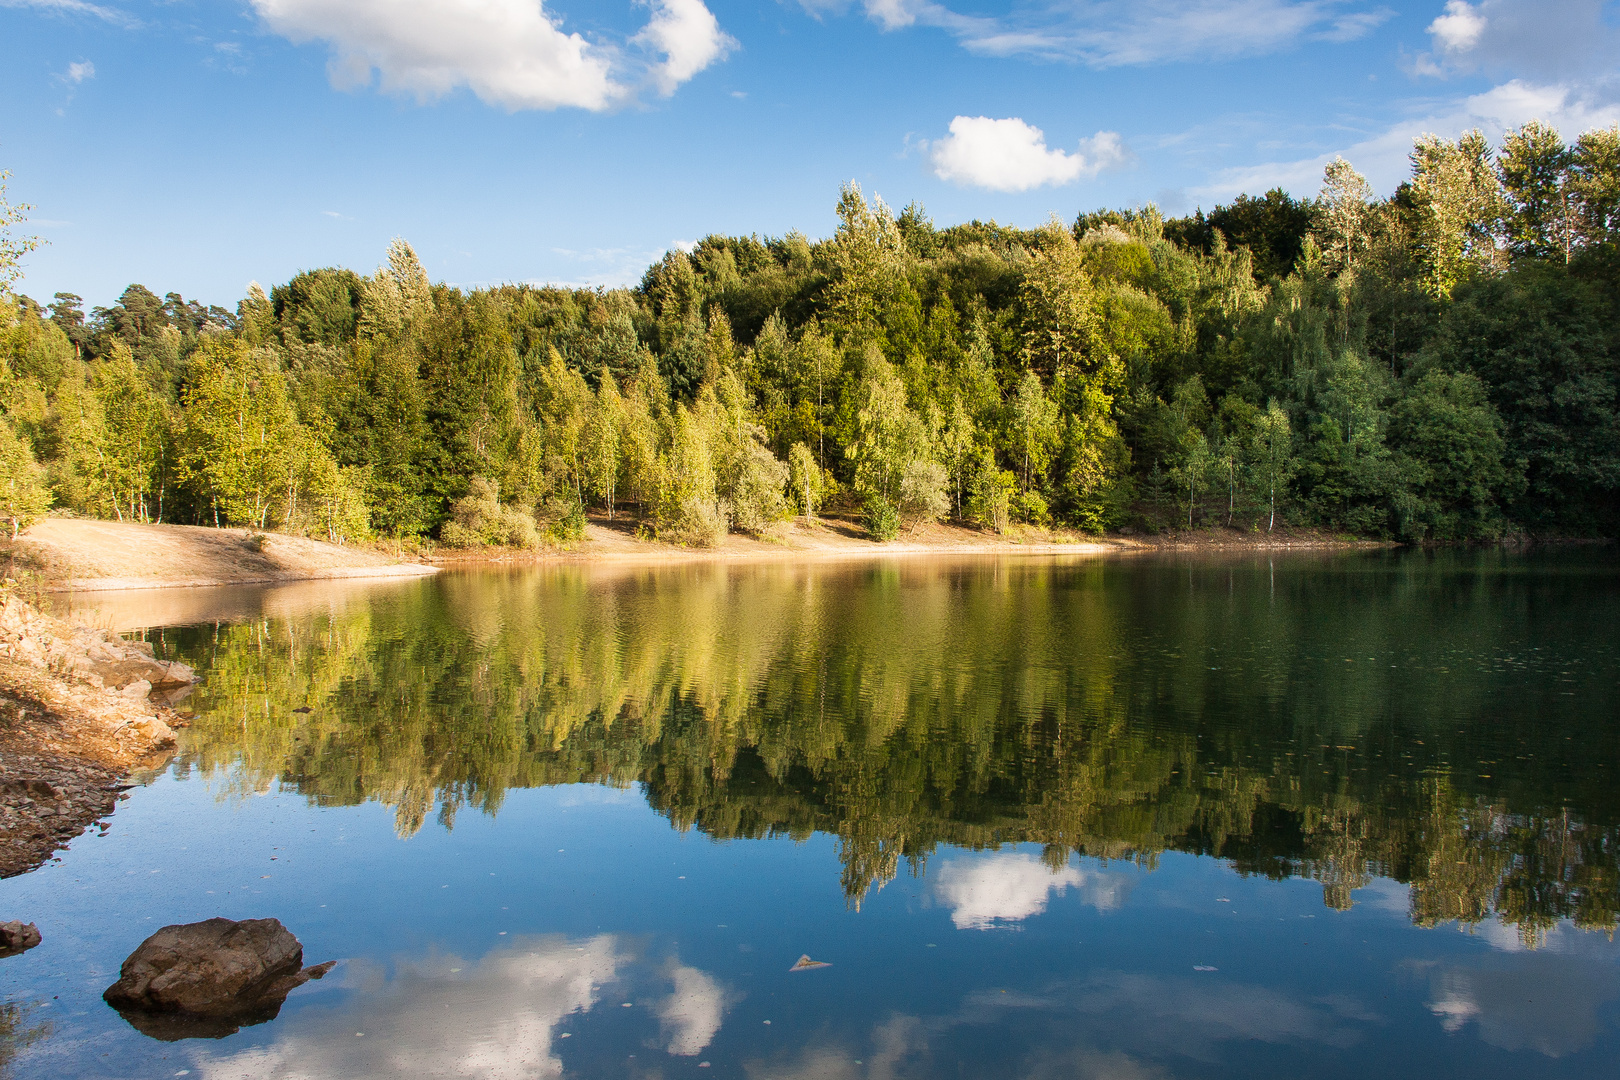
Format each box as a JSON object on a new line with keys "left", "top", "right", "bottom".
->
{"left": 787, "top": 442, "right": 822, "bottom": 517}
{"left": 5, "top": 122, "right": 1618, "bottom": 545}
{"left": 440, "top": 477, "right": 539, "bottom": 548}
{"left": 0, "top": 169, "right": 41, "bottom": 293}
{"left": 0, "top": 417, "right": 50, "bottom": 537}
{"left": 863, "top": 495, "right": 900, "bottom": 541}
{"left": 1388, "top": 370, "right": 1510, "bottom": 539}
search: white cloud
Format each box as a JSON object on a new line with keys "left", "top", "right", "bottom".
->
{"left": 1193, "top": 79, "right": 1620, "bottom": 203}
{"left": 929, "top": 117, "right": 1130, "bottom": 192}
{"left": 1414, "top": 0, "right": 1619, "bottom": 80}
{"left": 934, "top": 852, "right": 1085, "bottom": 928}
{"left": 1429, "top": 0, "right": 1487, "bottom": 52}
{"left": 0, "top": 0, "right": 135, "bottom": 26}
{"left": 193, "top": 935, "right": 628, "bottom": 1079}
{"left": 64, "top": 60, "right": 94, "bottom": 83}
{"left": 249, "top": 0, "right": 733, "bottom": 112}
{"left": 801, "top": 1, "right": 1393, "bottom": 66}
{"left": 635, "top": 0, "right": 737, "bottom": 97}
{"left": 657, "top": 964, "right": 726, "bottom": 1055}
{"left": 191, "top": 936, "right": 732, "bottom": 1079}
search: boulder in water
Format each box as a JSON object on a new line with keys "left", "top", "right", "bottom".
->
{"left": 103, "top": 918, "right": 335, "bottom": 1040}
{"left": 0, "top": 920, "right": 41, "bottom": 958}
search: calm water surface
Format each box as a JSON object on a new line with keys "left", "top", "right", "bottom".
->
{"left": 3, "top": 549, "right": 1619, "bottom": 1079}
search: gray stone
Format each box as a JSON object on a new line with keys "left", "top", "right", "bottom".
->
{"left": 103, "top": 918, "right": 335, "bottom": 1040}
{"left": 0, "top": 920, "right": 41, "bottom": 957}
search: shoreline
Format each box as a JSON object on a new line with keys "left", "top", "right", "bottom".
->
{"left": 428, "top": 516, "right": 1398, "bottom": 570}
{"left": 0, "top": 598, "right": 190, "bottom": 879}
{"left": 8, "top": 516, "right": 1403, "bottom": 594}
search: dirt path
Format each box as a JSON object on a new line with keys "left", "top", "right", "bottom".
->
{"left": 15, "top": 519, "right": 439, "bottom": 591}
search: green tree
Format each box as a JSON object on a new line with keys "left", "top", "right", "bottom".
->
{"left": 1003, "top": 369, "right": 1060, "bottom": 498}
{"left": 1409, "top": 130, "right": 1507, "bottom": 300}
{"left": 1498, "top": 122, "right": 1577, "bottom": 263}
{"left": 1020, "top": 217, "right": 1098, "bottom": 374}
{"left": 0, "top": 169, "right": 41, "bottom": 293}
{"left": 91, "top": 341, "right": 172, "bottom": 522}
{"left": 1389, "top": 370, "right": 1510, "bottom": 539}
{"left": 180, "top": 339, "right": 306, "bottom": 529}
{"left": 787, "top": 441, "right": 822, "bottom": 517}
{"left": 583, "top": 371, "right": 622, "bottom": 518}
{"left": 1252, "top": 401, "right": 1295, "bottom": 532}
{"left": 1570, "top": 126, "right": 1620, "bottom": 251}
{"left": 0, "top": 417, "right": 50, "bottom": 537}
{"left": 846, "top": 349, "right": 933, "bottom": 533}
{"left": 1318, "top": 157, "right": 1373, "bottom": 277}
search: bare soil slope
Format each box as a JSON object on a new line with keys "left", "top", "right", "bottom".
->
{"left": 16, "top": 519, "right": 438, "bottom": 591}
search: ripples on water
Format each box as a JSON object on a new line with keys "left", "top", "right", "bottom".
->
{"left": 3, "top": 548, "right": 1618, "bottom": 1078}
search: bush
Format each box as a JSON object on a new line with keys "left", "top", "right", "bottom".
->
{"left": 898, "top": 458, "right": 948, "bottom": 528}
{"left": 660, "top": 495, "right": 728, "bottom": 547}
{"left": 729, "top": 440, "right": 790, "bottom": 535}
{"left": 544, "top": 498, "right": 587, "bottom": 544}
{"left": 864, "top": 496, "right": 900, "bottom": 542}
{"left": 442, "top": 477, "right": 539, "bottom": 548}
{"left": 1015, "top": 488, "right": 1051, "bottom": 526}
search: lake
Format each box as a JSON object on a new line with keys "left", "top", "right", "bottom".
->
{"left": 2, "top": 549, "right": 1618, "bottom": 1079}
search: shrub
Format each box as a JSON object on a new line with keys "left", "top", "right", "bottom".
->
{"left": 661, "top": 495, "right": 729, "bottom": 547}
{"left": 442, "top": 477, "right": 539, "bottom": 548}
{"left": 864, "top": 496, "right": 900, "bottom": 542}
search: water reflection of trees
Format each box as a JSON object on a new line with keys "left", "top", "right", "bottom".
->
{"left": 169, "top": 557, "right": 1620, "bottom": 940}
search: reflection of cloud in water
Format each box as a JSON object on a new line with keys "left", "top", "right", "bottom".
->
{"left": 1427, "top": 952, "right": 1620, "bottom": 1057}
{"left": 934, "top": 853, "right": 1126, "bottom": 930}
{"left": 751, "top": 967, "right": 1375, "bottom": 1079}
{"left": 659, "top": 964, "right": 726, "bottom": 1055}
{"left": 1002, "top": 971, "right": 1371, "bottom": 1057}
{"left": 747, "top": 1016, "right": 926, "bottom": 1080}
{"left": 192, "top": 935, "right": 718, "bottom": 1079}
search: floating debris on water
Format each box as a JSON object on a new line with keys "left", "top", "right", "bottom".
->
{"left": 790, "top": 954, "right": 830, "bottom": 972}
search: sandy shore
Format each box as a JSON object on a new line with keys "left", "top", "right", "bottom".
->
{"left": 15, "top": 518, "right": 440, "bottom": 592}
{"left": 11, "top": 515, "right": 1391, "bottom": 595}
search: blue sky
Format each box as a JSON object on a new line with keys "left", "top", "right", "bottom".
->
{"left": 3, "top": 0, "right": 1618, "bottom": 307}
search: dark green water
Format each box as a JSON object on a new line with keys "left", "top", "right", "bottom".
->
{"left": 2, "top": 549, "right": 1618, "bottom": 1078}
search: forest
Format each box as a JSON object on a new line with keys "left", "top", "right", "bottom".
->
{"left": 2, "top": 120, "right": 1618, "bottom": 545}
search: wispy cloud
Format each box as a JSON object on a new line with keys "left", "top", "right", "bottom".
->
{"left": 1192, "top": 79, "right": 1620, "bottom": 202}
{"left": 0, "top": 0, "right": 138, "bottom": 28}
{"left": 800, "top": 1, "right": 1393, "bottom": 66}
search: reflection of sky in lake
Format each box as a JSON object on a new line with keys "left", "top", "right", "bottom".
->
{"left": 1, "top": 773, "right": 1616, "bottom": 1079}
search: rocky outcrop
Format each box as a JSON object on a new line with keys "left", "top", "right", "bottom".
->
{"left": 0, "top": 597, "right": 196, "bottom": 695}
{"left": 0, "top": 920, "right": 40, "bottom": 958}
{"left": 104, "top": 918, "right": 336, "bottom": 1040}
{"left": 0, "top": 596, "right": 193, "bottom": 878}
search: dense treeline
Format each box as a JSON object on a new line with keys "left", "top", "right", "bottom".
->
{"left": 3, "top": 121, "right": 1619, "bottom": 544}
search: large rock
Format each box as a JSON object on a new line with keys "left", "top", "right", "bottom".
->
{"left": 0, "top": 920, "right": 41, "bottom": 958}
{"left": 103, "top": 918, "right": 335, "bottom": 1040}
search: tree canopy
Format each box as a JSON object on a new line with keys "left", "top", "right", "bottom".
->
{"left": 3, "top": 121, "right": 1618, "bottom": 545}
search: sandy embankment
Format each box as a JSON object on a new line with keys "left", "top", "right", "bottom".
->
{"left": 15, "top": 518, "right": 440, "bottom": 591}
